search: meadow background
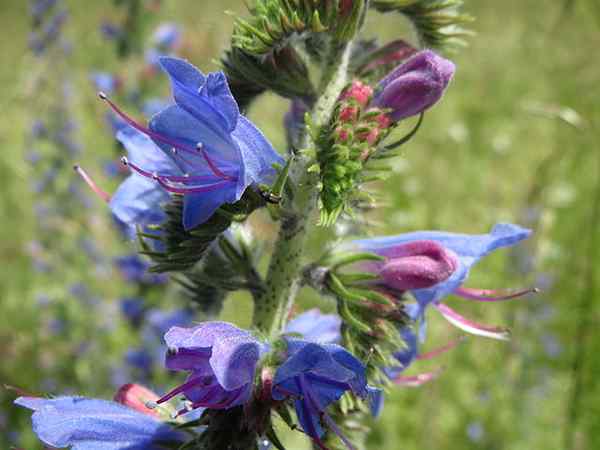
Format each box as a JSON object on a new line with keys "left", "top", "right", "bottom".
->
{"left": 1, "top": 0, "right": 599, "bottom": 449}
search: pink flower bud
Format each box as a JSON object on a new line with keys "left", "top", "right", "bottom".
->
{"left": 373, "top": 50, "right": 455, "bottom": 121}
{"left": 341, "top": 80, "right": 373, "bottom": 107}
{"left": 339, "top": 105, "right": 359, "bottom": 122}
{"left": 114, "top": 383, "right": 161, "bottom": 418}
{"left": 377, "top": 240, "right": 458, "bottom": 291}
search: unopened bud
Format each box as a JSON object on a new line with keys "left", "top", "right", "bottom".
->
{"left": 372, "top": 50, "right": 455, "bottom": 121}
{"left": 378, "top": 240, "right": 458, "bottom": 291}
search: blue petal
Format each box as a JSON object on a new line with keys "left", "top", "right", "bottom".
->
{"left": 149, "top": 104, "right": 240, "bottom": 175}
{"left": 159, "top": 57, "right": 238, "bottom": 135}
{"left": 385, "top": 326, "right": 419, "bottom": 378}
{"left": 15, "top": 396, "right": 184, "bottom": 450}
{"left": 231, "top": 116, "right": 284, "bottom": 197}
{"left": 182, "top": 185, "right": 236, "bottom": 230}
{"left": 199, "top": 72, "right": 240, "bottom": 131}
{"left": 116, "top": 126, "right": 179, "bottom": 175}
{"left": 367, "top": 386, "right": 384, "bottom": 417}
{"left": 109, "top": 175, "right": 169, "bottom": 234}
{"left": 285, "top": 309, "right": 341, "bottom": 344}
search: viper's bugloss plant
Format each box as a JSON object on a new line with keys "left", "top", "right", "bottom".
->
{"left": 18, "top": 1, "right": 542, "bottom": 450}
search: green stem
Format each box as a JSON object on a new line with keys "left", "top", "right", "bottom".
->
{"left": 252, "top": 43, "right": 353, "bottom": 337}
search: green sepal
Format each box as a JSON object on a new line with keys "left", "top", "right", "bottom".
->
{"left": 371, "top": 0, "right": 474, "bottom": 50}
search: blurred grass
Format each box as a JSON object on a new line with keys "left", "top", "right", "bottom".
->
{"left": 1, "top": 0, "right": 599, "bottom": 449}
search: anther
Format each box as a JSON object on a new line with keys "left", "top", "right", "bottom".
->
{"left": 120, "top": 156, "right": 129, "bottom": 166}
{"left": 98, "top": 91, "right": 108, "bottom": 100}
{"left": 145, "top": 401, "right": 158, "bottom": 410}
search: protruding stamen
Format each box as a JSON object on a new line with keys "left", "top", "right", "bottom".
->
{"left": 435, "top": 303, "right": 511, "bottom": 341}
{"left": 156, "top": 377, "right": 203, "bottom": 404}
{"left": 393, "top": 367, "right": 444, "bottom": 387}
{"left": 455, "top": 286, "right": 539, "bottom": 302}
{"left": 122, "top": 157, "right": 232, "bottom": 194}
{"left": 73, "top": 165, "right": 111, "bottom": 203}
{"left": 417, "top": 336, "right": 466, "bottom": 361}
{"left": 98, "top": 92, "right": 234, "bottom": 181}
{"left": 195, "top": 142, "right": 234, "bottom": 181}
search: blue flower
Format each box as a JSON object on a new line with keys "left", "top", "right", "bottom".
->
{"left": 152, "top": 23, "right": 181, "bottom": 51}
{"left": 115, "top": 254, "right": 168, "bottom": 285}
{"left": 15, "top": 396, "right": 185, "bottom": 450}
{"left": 101, "top": 56, "right": 284, "bottom": 230}
{"left": 90, "top": 72, "right": 119, "bottom": 95}
{"left": 354, "top": 223, "right": 534, "bottom": 340}
{"left": 285, "top": 308, "right": 342, "bottom": 344}
{"left": 272, "top": 339, "right": 378, "bottom": 449}
{"left": 156, "top": 321, "right": 264, "bottom": 411}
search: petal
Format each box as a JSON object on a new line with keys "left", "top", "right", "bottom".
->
{"left": 15, "top": 396, "right": 183, "bottom": 450}
{"left": 231, "top": 115, "right": 284, "bottom": 196}
{"left": 182, "top": 185, "right": 236, "bottom": 230}
{"left": 198, "top": 72, "right": 240, "bottom": 131}
{"left": 159, "top": 57, "right": 238, "bottom": 134}
{"left": 273, "top": 340, "right": 357, "bottom": 389}
{"left": 367, "top": 386, "right": 384, "bottom": 417}
{"left": 210, "top": 334, "right": 261, "bottom": 391}
{"left": 109, "top": 175, "right": 169, "bottom": 230}
{"left": 285, "top": 309, "right": 342, "bottom": 344}
{"left": 116, "top": 126, "right": 179, "bottom": 175}
{"left": 149, "top": 104, "right": 240, "bottom": 174}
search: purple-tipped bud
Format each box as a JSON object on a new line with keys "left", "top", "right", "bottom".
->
{"left": 372, "top": 50, "right": 455, "bottom": 121}
{"left": 378, "top": 240, "right": 458, "bottom": 291}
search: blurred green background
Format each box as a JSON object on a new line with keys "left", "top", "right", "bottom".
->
{"left": 1, "top": 0, "right": 599, "bottom": 449}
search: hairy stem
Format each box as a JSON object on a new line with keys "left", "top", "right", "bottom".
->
{"left": 253, "top": 43, "right": 353, "bottom": 337}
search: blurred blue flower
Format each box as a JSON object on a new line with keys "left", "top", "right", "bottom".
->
{"left": 115, "top": 254, "right": 168, "bottom": 285}
{"left": 90, "top": 72, "right": 119, "bottom": 95}
{"left": 15, "top": 396, "right": 185, "bottom": 450}
{"left": 272, "top": 339, "right": 378, "bottom": 448}
{"left": 125, "top": 347, "right": 154, "bottom": 375}
{"left": 102, "top": 57, "right": 284, "bottom": 229}
{"left": 119, "top": 297, "right": 146, "bottom": 325}
{"left": 152, "top": 23, "right": 181, "bottom": 51}
{"left": 285, "top": 308, "right": 341, "bottom": 344}
{"left": 157, "top": 321, "right": 263, "bottom": 411}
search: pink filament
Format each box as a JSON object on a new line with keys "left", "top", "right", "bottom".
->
{"left": 455, "top": 286, "right": 539, "bottom": 302}
{"left": 73, "top": 165, "right": 111, "bottom": 202}
{"left": 416, "top": 336, "right": 466, "bottom": 361}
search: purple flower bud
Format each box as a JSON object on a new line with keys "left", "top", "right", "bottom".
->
{"left": 372, "top": 50, "right": 455, "bottom": 121}
{"left": 378, "top": 240, "right": 458, "bottom": 291}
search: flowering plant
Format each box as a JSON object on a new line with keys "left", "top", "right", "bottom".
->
{"left": 17, "top": 1, "right": 540, "bottom": 450}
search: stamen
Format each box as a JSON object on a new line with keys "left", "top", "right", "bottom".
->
{"left": 99, "top": 92, "right": 235, "bottom": 181}
{"left": 73, "top": 165, "right": 111, "bottom": 202}
{"left": 416, "top": 336, "right": 466, "bottom": 361}
{"left": 196, "top": 142, "right": 234, "bottom": 181}
{"left": 455, "top": 286, "right": 539, "bottom": 302}
{"left": 122, "top": 156, "right": 232, "bottom": 194}
{"left": 157, "top": 377, "right": 203, "bottom": 404}
{"left": 393, "top": 367, "right": 444, "bottom": 387}
{"left": 435, "top": 303, "right": 511, "bottom": 341}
